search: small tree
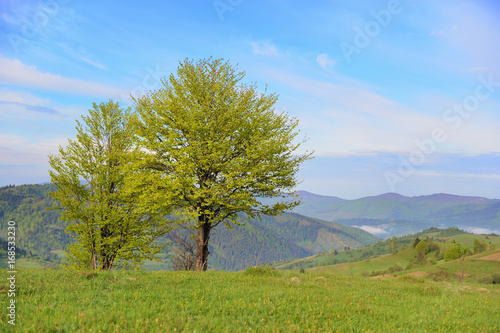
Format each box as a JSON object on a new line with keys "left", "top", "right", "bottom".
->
{"left": 131, "top": 58, "right": 313, "bottom": 271}
{"left": 166, "top": 229, "right": 197, "bottom": 271}
{"left": 444, "top": 244, "right": 470, "bottom": 282}
{"left": 389, "top": 237, "right": 396, "bottom": 253}
{"left": 415, "top": 240, "right": 429, "bottom": 262}
{"left": 473, "top": 239, "right": 487, "bottom": 254}
{"left": 49, "top": 101, "right": 170, "bottom": 270}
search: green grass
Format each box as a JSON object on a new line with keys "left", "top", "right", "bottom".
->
{"left": 1, "top": 268, "right": 499, "bottom": 332}
{"left": 276, "top": 230, "right": 500, "bottom": 274}
{"left": 0, "top": 258, "right": 58, "bottom": 270}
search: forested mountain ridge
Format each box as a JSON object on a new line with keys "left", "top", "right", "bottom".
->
{"left": 287, "top": 191, "right": 500, "bottom": 237}
{"left": 0, "top": 184, "right": 378, "bottom": 270}
{"left": 210, "top": 212, "right": 379, "bottom": 270}
{"left": 0, "top": 184, "right": 69, "bottom": 260}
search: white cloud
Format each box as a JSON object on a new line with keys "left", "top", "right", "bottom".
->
{"left": 316, "top": 53, "right": 335, "bottom": 71}
{"left": 414, "top": 171, "right": 500, "bottom": 181}
{"left": 265, "top": 69, "right": 500, "bottom": 155}
{"left": 355, "top": 225, "right": 388, "bottom": 236}
{"left": 0, "top": 134, "right": 64, "bottom": 165}
{"left": 251, "top": 41, "right": 281, "bottom": 57}
{"left": 78, "top": 56, "right": 108, "bottom": 70}
{"left": 0, "top": 55, "right": 126, "bottom": 99}
{"left": 0, "top": 88, "right": 49, "bottom": 105}
{"left": 465, "top": 227, "right": 500, "bottom": 235}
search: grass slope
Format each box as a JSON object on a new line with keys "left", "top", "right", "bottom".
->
{"left": 276, "top": 228, "right": 500, "bottom": 276}
{"left": 0, "top": 268, "right": 498, "bottom": 332}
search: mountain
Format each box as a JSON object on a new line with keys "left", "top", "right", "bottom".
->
{"left": 288, "top": 191, "right": 500, "bottom": 237}
{"left": 0, "top": 184, "right": 378, "bottom": 271}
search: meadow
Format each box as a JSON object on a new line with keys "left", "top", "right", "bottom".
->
{"left": 1, "top": 266, "right": 499, "bottom": 332}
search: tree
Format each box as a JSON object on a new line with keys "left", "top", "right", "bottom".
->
{"left": 131, "top": 58, "right": 313, "bottom": 271}
{"left": 166, "top": 224, "right": 197, "bottom": 271}
{"left": 444, "top": 244, "right": 470, "bottom": 282}
{"left": 48, "top": 101, "right": 170, "bottom": 270}
{"left": 389, "top": 237, "right": 396, "bottom": 253}
{"left": 415, "top": 240, "right": 429, "bottom": 262}
{"left": 473, "top": 238, "right": 487, "bottom": 254}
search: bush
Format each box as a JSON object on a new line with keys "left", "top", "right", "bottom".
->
{"left": 244, "top": 265, "right": 280, "bottom": 277}
{"left": 400, "top": 275, "right": 425, "bottom": 284}
{"left": 444, "top": 246, "right": 461, "bottom": 262}
{"left": 476, "top": 274, "right": 493, "bottom": 284}
{"left": 429, "top": 269, "right": 452, "bottom": 282}
{"left": 492, "top": 273, "right": 500, "bottom": 284}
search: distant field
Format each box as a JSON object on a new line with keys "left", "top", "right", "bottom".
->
{"left": 1, "top": 267, "right": 499, "bottom": 332}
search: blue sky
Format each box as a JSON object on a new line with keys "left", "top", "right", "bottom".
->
{"left": 1, "top": 0, "right": 499, "bottom": 199}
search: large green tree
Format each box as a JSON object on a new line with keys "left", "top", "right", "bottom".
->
{"left": 131, "top": 58, "right": 313, "bottom": 271}
{"left": 48, "top": 101, "right": 170, "bottom": 270}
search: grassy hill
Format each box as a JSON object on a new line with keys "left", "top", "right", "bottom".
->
{"left": 0, "top": 184, "right": 378, "bottom": 271}
{"left": 276, "top": 228, "right": 500, "bottom": 285}
{"left": 1, "top": 267, "right": 498, "bottom": 331}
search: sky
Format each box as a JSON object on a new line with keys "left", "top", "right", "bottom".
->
{"left": 0, "top": 0, "right": 499, "bottom": 199}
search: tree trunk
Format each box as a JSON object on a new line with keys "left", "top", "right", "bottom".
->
{"left": 90, "top": 250, "right": 97, "bottom": 270}
{"left": 195, "top": 217, "right": 211, "bottom": 271}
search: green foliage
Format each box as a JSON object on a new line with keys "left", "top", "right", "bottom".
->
{"left": 444, "top": 244, "right": 469, "bottom": 262}
{"left": 0, "top": 184, "right": 70, "bottom": 261}
{"left": 415, "top": 240, "right": 429, "bottom": 257}
{"left": 243, "top": 265, "right": 280, "bottom": 277}
{"left": 411, "top": 237, "right": 421, "bottom": 248}
{"left": 48, "top": 101, "right": 171, "bottom": 270}
{"left": 130, "top": 57, "right": 312, "bottom": 270}
{"left": 473, "top": 238, "right": 488, "bottom": 254}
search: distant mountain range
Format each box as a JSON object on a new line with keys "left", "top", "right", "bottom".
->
{"left": 287, "top": 191, "right": 500, "bottom": 237}
{"left": 2, "top": 184, "right": 498, "bottom": 270}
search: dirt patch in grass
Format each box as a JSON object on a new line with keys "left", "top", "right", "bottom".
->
{"left": 477, "top": 252, "right": 500, "bottom": 261}
{"left": 370, "top": 274, "right": 396, "bottom": 279}
{"left": 404, "top": 271, "right": 428, "bottom": 277}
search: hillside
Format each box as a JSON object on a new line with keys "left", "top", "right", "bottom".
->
{"left": 0, "top": 184, "right": 378, "bottom": 271}
{"left": 209, "top": 213, "right": 378, "bottom": 270}
{"left": 287, "top": 191, "right": 500, "bottom": 237}
{"left": 275, "top": 227, "right": 500, "bottom": 283}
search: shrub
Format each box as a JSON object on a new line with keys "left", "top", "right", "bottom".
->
{"left": 244, "top": 265, "right": 280, "bottom": 277}
{"left": 492, "top": 273, "right": 500, "bottom": 284}
{"left": 476, "top": 274, "right": 493, "bottom": 284}
{"left": 429, "top": 269, "right": 451, "bottom": 282}
{"left": 444, "top": 246, "right": 461, "bottom": 262}
{"left": 400, "top": 275, "right": 425, "bottom": 284}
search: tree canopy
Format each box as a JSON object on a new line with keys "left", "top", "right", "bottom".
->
{"left": 129, "top": 58, "right": 313, "bottom": 270}
{"left": 48, "top": 101, "right": 170, "bottom": 270}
